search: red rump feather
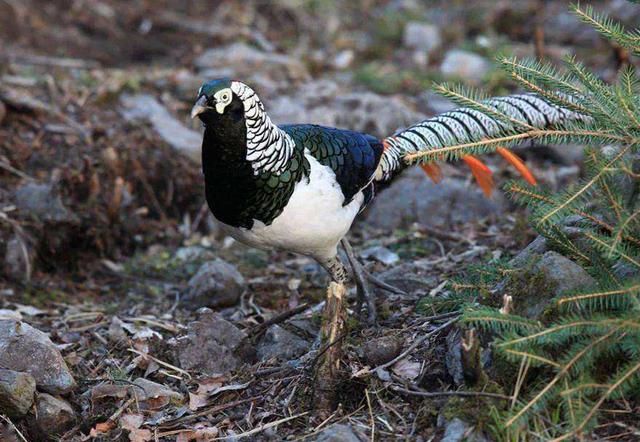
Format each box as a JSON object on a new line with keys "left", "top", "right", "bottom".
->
{"left": 497, "top": 147, "right": 538, "bottom": 186}
{"left": 462, "top": 155, "right": 495, "bottom": 197}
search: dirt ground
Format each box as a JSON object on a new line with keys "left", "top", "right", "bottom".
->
{"left": 1, "top": 0, "right": 638, "bottom": 440}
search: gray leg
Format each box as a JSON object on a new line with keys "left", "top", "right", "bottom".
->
{"left": 341, "top": 239, "right": 377, "bottom": 325}
{"left": 320, "top": 256, "right": 348, "bottom": 284}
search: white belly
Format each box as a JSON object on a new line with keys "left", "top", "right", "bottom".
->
{"left": 219, "top": 154, "right": 364, "bottom": 262}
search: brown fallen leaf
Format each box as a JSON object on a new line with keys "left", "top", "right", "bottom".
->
{"left": 120, "top": 413, "right": 144, "bottom": 431}
{"left": 175, "top": 425, "right": 219, "bottom": 442}
{"left": 129, "top": 428, "right": 153, "bottom": 442}
{"left": 392, "top": 358, "right": 422, "bottom": 380}
{"left": 89, "top": 421, "right": 116, "bottom": 437}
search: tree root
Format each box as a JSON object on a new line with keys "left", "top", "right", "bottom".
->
{"left": 313, "top": 281, "right": 347, "bottom": 419}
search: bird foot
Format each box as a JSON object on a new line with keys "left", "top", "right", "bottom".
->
{"left": 341, "top": 239, "right": 408, "bottom": 326}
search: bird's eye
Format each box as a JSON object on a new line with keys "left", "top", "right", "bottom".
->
{"left": 222, "top": 93, "right": 229, "bottom": 101}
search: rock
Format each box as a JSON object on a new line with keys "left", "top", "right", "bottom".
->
{"left": 505, "top": 251, "right": 597, "bottom": 319}
{"left": 441, "top": 418, "right": 492, "bottom": 442}
{"left": 13, "top": 183, "right": 78, "bottom": 224}
{"left": 0, "top": 369, "right": 36, "bottom": 417}
{"left": 256, "top": 325, "right": 310, "bottom": 361}
{"left": 176, "top": 310, "right": 247, "bottom": 375}
{"left": 364, "top": 171, "right": 505, "bottom": 230}
{"left": 32, "top": 393, "right": 76, "bottom": 434}
{"left": 418, "top": 90, "right": 457, "bottom": 115}
{"left": 3, "top": 235, "right": 34, "bottom": 282}
{"left": 132, "top": 378, "right": 183, "bottom": 409}
{"left": 184, "top": 259, "right": 246, "bottom": 308}
{"left": 120, "top": 94, "right": 201, "bottom": 164}
{"left": 361, "top": 246, "right": 399, "bottom": 265}
{"left": 332, "top": 49, "right": 354, "bottom": 70}
{"left": 361, "top": 335, "right": 402, "bottom": 366}
{"left": 194, "top": 42, "right": 308, "bottom": 82}
{"left": 536, "top": 251, "right": 597, "bottom": 295}
{"left": 311, "top": 423, "right": 362, "bottom": 442}
{"left": 174, "top": 246, "right": 215, "bottom": 263}
{"left": 440, "top": 50, "right": 491, "bottom": 85}
{"left": 403, "top": 22, "right": 442, "bottom": 56}
{"left": 269, "top": 81, "right": 425, "bottom": 139}
{"left": 0, "top": 320, "right": 76, "bottom": 394}
{"left": 378, "top": 261, "right": 438, "bottom": 294}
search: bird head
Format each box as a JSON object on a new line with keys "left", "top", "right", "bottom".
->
{"left": 191, "top": 78, "right": 244, "bottom": 125}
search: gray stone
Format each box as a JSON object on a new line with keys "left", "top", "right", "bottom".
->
{"left": 311, "top": 423, "right": 362, "bottom": 442}
{"left": 176, "top": 311, "right": 247, "bottom": 375}
{"left": 174, "top": 246, "right": 216, "bottom": 263}
{"left": 378, "top": 261, "right": 438, "bottom": 294}
{"left": 3, "top": 235, "right": 34, "bottom": 282}
{"left": 13, "top": 183, "right": 78, "bottom": 224}
{"left": 194, "top": 42, "right": 308, "bottom": 82}
{"left": 120, "top": 94, "right": 202, "bottom": 164}
{"left": 0, "top": 320, "right": 76, "bottom": 394}
{"left": 257, "top": 325, "right": 310, "bottom": 361}
{"left": 440, "top": 50, "right": 491, "bottom": 85}
{"left": 403, "top": 22, "right": 442, "bottom": 55}
{"left": 361, "top": 246, "right": 399, "bottom": 265}
{"left": 441, "top": 418, "right": 492, "bottom": 442}
{"left": 269, "top": 82, "right": 424, "bottom": 139}
{"left": 364, "top": 170, "right": 505, "bottom": 230}
{"left": 361, "top": 335, "right": 402, "bottom": 366}
{"left": 32, "top": 393, "right": 76, "bottom": 434}
{"left": 0, "top": 369, "right": 36, "bottom": 417}
{"left": 184, "top": 259, "right": 246, "bottom": 308}
{"left": 536, "top": 251, "right": 597, "bottom": 296}
{"left": 506, "top": 251, "right": 597, "bottom": 319}
{"left": 419, "top": 91, "right": 457, "bottom": 115}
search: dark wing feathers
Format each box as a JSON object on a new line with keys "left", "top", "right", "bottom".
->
{"left": 281, "top": 125, "right": 383, "bottom": 207}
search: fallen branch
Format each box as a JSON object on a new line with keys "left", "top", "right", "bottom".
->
{"left": 314, "top": 282, "right": 348, "bottom": 418}
{"left": 247, "top": 302, "right": 310, "bottom": 338}
{"left": 392, "top": 386, "right": 511, "bottom": 401}
{"left": 372, "top": 316, "right": 459, "bottom": 373}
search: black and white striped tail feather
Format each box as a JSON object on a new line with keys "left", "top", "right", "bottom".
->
{"left": 375, "top": 93, "right": 584, "bottom": 182}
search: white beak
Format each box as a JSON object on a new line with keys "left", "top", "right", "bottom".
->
{"left": 190, "top": 95, "right": 208, "bottom": 119}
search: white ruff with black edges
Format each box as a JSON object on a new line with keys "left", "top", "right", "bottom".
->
{"left": 231, "top": 81, "right": 294, "bottom": 175}
{"left": 219, "top": 153, "right": 364, "bottom": 262}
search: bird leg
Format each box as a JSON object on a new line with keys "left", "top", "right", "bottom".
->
{"left": 341, "top": 239, "right": 376, "bottom": 325}
{"left": 341, "top": 238, "right": 407, "bottom": 325}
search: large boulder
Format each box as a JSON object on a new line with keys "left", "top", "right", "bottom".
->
{"left": 0, "top": 320, "right": 76, "bottom": 394}
{"left": 364, "top": 171, "right": 506, "bottom": 230}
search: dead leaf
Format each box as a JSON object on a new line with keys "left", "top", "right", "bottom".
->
{"left": 89, "top": 421, "right": 116, "bottom": 436}
{"left": 392, "top": 359, "right": 421, "bottom": 380}
{"left": 129, "top": 428, "right": 152, "bottom": 442}
{"left": 188, "top": 391, "right": 208, "bottom": 411}
{"left": 120, "top": 413, "right": 144, "bottom": 431}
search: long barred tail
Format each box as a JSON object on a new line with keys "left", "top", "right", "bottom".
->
{"left": 375, "top": 92, "right": 584, "bottom": 194}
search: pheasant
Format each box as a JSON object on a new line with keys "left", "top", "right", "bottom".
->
{"left": 191, "top": 78, "right": 580, "bottom": 322}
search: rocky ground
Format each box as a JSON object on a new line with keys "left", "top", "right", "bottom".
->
{"left": 1, "top": 0, "right": 639, "bottom": 440}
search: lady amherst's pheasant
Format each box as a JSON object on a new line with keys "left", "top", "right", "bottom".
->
{"left": 191, "top": 78, "right": 580, "bottom": 322}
